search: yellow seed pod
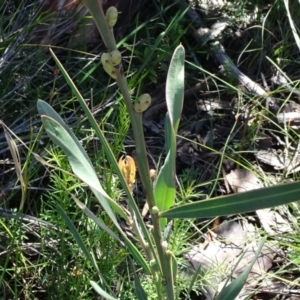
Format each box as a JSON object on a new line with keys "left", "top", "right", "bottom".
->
{"left": 101, "top": 52, "right": 118, "bottom": 79}
{"left": 134, "top": 93, "right": 152, "bottom": 113}
{"left": 109, "top": 50, "right": 122, "bottom": 66}
{"left": 118, "top": 155, "right": 136, "bottom": 193}
{"left": 106, "top": 6, "right": 118, "bottom": 28}
{"left": 101, "top": 52, "right": 110, "bottom": 63}
{"left": 127, "top": 218, "right": 134, "bottom": 226}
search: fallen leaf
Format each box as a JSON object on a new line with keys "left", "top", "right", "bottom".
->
{"left": 226, "top": 169, "right": 263, "bottom": 193}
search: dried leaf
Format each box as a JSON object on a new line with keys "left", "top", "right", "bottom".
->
{"left": 226, "top": 169, "right": 263, "bottom": 193}
{"left": 118, "top": 155, "right": 136, "bottom": 193}
{"left": 4, "top": 130, "right": 24, "bottom": 190}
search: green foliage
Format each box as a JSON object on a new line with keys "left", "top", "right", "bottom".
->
{"left": 35, "top": 1, "right": 300, "bottom": 298}
{"left": 215, "top": 237, "right": 266, "bottom": 300}
{"left": 160, "top": 181, "right": 300, "bottom": 219}
{"left": 155, "top": 45, "right": 185, "bottom": 229}
{"left": 3, "top": 0, "right": 300, "bottom": 299}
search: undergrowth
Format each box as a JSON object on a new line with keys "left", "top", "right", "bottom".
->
{"left": 1, "top": 0, "right": 300, "bottom": 299}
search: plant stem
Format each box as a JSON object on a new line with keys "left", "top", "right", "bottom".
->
{"left": 84, "top": 0, "right": 117, "bottom": 52}
{"left": 116, "top": 72, "right": 175, "bottom": 299}
{"left": 83, "top": 1, "right": 175, "bottom": 298}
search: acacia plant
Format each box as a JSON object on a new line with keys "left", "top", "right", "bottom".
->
{"left": 37, "top": 1, "right": 300, "bottom": 299}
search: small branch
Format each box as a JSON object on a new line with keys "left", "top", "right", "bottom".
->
{"left": 211, "top": 42, "right": 274, "bottom": 104}
{"left": 176, "top": 0, "right": 276, "bottom": 106}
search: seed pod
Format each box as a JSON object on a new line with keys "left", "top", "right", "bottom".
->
{"left": 101, "top": 52, "right": 118, "bottom": 79}
{"left": 161, "top": 241, "right": 168, "bottom": 250}
{"left": 149, "top": 259, "right": 160, "bottom": 272}
{"left": 134, "top": 93, "right": 151, "bottom": 113}
{"left": 127, "top": 218, "right": 133, "bottom": 226}
{"left": 101, "top": 52, "right": 111, "bottom": 66}
{"left": 109, "top": 50, "right": 122, "bottom": 66}
{"left": 106, "top": 6, "right": 118, "bottom": 28}
{"left": 149, "top": 259, "right": 157, "bottom": 267}
{"left": 149, "top": 169, "right": 156, "bottom": 179}
{"left": 151, "top": 206, "right": 159, "bottom": 215}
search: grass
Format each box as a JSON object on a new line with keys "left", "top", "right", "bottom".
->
{"left": 1, "top": 0, "right": 300, "bottom": 298}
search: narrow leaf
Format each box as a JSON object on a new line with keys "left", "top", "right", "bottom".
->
{"left": 38, "top": 102, "right": 129, "bottom": 221}
{"left": 90, "top": 281, "right": 117, "bottom": 300}
{"left": 41, "top": 115, "right": 108, "bottom": 197}
{"left": 154, "top": 152, "right": 175, "bottom": 229}
{"left": 58, "top": 205, "right": 115, "bottom": 294}
{"left": 284, "top": 0, "right": 300, "bottom": 52}
{"left": 155, "top": 45, "right": 184, "bottom": 227}
{"left": 215, "top": 237, "right": 266, "bottom": 300}
{"left": 72, "top": 195, "right": 122, "bottom": 243}
{"left": 170, "top": 252, "right": 177, "bottom": 284}
{"left": 123, "top": 235, "right": 151, "bottom": 274}
{"left": 72, "top": 196, "right": 150, "bottom": 274}
{"left": 160, "top": 181, "right": 300, "bottom": 219}
{"left": 4, "top": 130, "right": 24, "bottom": 189}
{"left": 41, "top": 115, "right": 120, "bottom": 229}
{"left": 4, "top": 129, "right": 26, "bottom": 210}
{"left": 37, "top": 100, "right": 92, "bottom": 167}
{"left": 166, "top": 44, "right": 185, "bottom": 130}
{"left": 56, "top": 205, "right": 97, "bottom": 270}
{"left": 134, "top": 274, "right": 148, "bottom": 300}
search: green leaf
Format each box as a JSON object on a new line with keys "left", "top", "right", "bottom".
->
{"left": 154, "top": 45, "right": 185, "bottom": 228}
{"left": 90, "top": 281, "right": 117, "bottom": 300}
{"left": 41, "top": 115, "right": 106, "bottom": 195}
{"left": 166, "top": 44, "right": 185, "bottom": 131}
{"left": 284, "top": 0, "right": 300, "bottom": 53}
{"left": 39, "top": 103, "right": 150, "bottom": 273}
{"left": 160, "top": 181, "right": 300, "bottom": 219}
{"left": 37, "top": 100, "right": 92, "bottom": 167}
{"left": 47, "top": 49, "right": 156, "bottom": 273}
{"left": 170, "top": 252, "right": 177, "bottom": 284}
{"left": 125, "top": 236, "right": 151, "bottom": 274}
{"left": 134, "top": 274, "right": 148, "bottom": 300}
{"left": 56, "top": 205, "right": 97, "bottom": 268}
{"left": 72, "top": 196, "right": 150, "bottom": 274}
{"left": 72, "top": 195, "right": 122, "bottom": 243}
{"left": 155, "top": 115, "right": 176, "bottom": 228}
{"left": 215, "top": 237, "right": 266, "bottom": 300}
{"left": 58, "top": 205, "right": 115, "bottom": 295}
{"left": 41, "top": 115, "right": 121, "bottom": 230}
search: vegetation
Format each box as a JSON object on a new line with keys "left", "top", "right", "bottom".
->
{"left": 1, "top": 0, "right": 300, "bottom": 299}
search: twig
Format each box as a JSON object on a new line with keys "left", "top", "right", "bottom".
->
{"left": 0, "top": 207, "right": 63, "bottom": 232}
{"left": 176, "top": 0, "right": 276, "bottom": 106}
{"left": 211, "top": 42, "right": 275, "bottom": 104}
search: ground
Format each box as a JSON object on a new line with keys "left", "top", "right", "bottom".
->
{"left": 1, "top": 0, "right": 300, "bottom": 299}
